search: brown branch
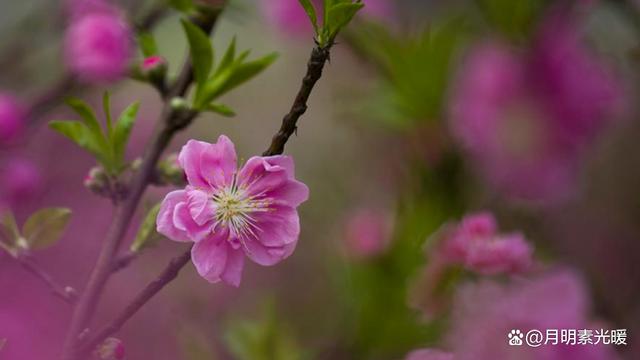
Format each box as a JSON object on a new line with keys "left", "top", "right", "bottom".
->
{"left": 70, "top": 41, "right": 339, "bottom": 356}
{"left": 60, "top": 10, "right": 221, "bottom": 360}
{"left": 263, "top": 44, "right": 332, "bottom": 156}
{"left": 74, "top": 248, "right": 192, "bottom": 357}
{"left": 15, "top": 253, "right": 77, "bottom": 304}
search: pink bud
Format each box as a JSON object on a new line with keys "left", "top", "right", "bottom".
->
{"left": 141, "top": 55, "right": 166, "bottom": 72}
{"left": 344, "top": 208, "right": 391, "bottom": 259}
{"left": 0, "top": 93, "right": 26, "bottom": 145}
{"left": 64, "top": 12, "right": 134, "bottom": 83}
{"left": 96, "top": 337, "right": 125, "bottom": 360}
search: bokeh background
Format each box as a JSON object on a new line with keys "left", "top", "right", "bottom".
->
{"left": 2, "top": 0, "right": 640, "bottom": 359}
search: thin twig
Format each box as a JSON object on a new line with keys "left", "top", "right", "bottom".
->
{"left": 60, "top": 10, "right": 222, "bottom": 360}
{"left": 110, "top": 251, "right": 138, "bottom": 274}
{"left": 263, "top": 44, "right": 332, "bottom": 156}
{"left": 71, "top": 40, "right": 339, "bottom": 356}
{"left": 75, "top": 248, "right": 192, "bottom": 357}
{"left": 15, "top": 253, "right": 77, "bottom": 304}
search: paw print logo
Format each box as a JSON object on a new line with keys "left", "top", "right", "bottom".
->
{"left": 508, "top": 329, "right": 524, "bottom": 346}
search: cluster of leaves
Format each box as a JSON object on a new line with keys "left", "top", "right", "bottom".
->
{"left": 181, "top": 20, "right": 278, "bottom": 115}
{"left": 298, "top": 0, "right": 365, "bottom": 46}
{"left": 348, "top": 20, "right": 468, "bottom": 129}
{"left": 49, "top": 93, "right": 139, "bottom": 176}
{"left": 0, "top": 208, "right": 72, "bottom": 256}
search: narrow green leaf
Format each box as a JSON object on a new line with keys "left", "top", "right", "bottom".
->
{"left": 49, "top": 121, "right": 107, "bottom": 163}
{"left": 169, "top": 0, "right": 194, "bottom": 12}
{"left": 130, "top": 203, "right": 162, "bottom": 252}
{"left": 204, "top": 103, "right": 236, "bottom": 117}
{"left": 208, "top": 53, "right": 278, "bottom": 101}
{"left": 138, "top": 31, "right": 159, "bottom": 57}
{"left": 112, "top": 102, "right": 140, "bottom": 166}
{"left": 214, "top": 37, "right": 237, "bottom": 78}
{"left": 326, "top": 2, "right": 364, "bottom": 40}
{"left": 22, "top": 208, "right": 72, "bottom": 250}
{"left": 297, "top": 0, "right": 319, "bottom": 32}
{"left": 103, "top": 92, "right": 113, "bottom": 136}
{"left": 65, "top": 97, "right": 102, "bottom": 136}
{"left": 181, "top": 19, "right": 213, "bottom": 90}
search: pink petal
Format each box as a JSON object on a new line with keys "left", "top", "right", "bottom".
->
{"left": 251, "top": 204, "right": 300, "bottom": 247}
{"left": 178, "top": 136, "right": 237, "bottom": 189}
{"left": 220, "top": 247, "right": 245, "bottom": 287}
{"left": 156, "top": 190, "right": 192, "bottom": 242}
{"left": 173, "top": 200, "right": 210, "bottom": 242}
{"left": 243, "top": 237, "right": 297, "bottom": 266}
{"left": 186, "top": 187, "right": 216, "bottom": 226}
{"left": 191, "top": 230, "right": 231, "bottom": 283}
{"left": 239, "top": 156, "right": 309, "bottom": 208}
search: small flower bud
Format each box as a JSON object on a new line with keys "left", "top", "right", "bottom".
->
{"left": 157, "top": 153, "right": 186, "bottom": 186}
{"left": 64, "top": 12, "right": 134, "bottom": 83}
{"left": 141, "top": 55, "right": 167, "bottom": 74}
{"left": 96, "top": 337, "right": 125, "bottom": 360}
{"left": 84, "top": 166, "right": 109, "bottom": 195}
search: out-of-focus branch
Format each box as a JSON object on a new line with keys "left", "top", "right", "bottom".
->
{"left": 60, "top": 10, "right": 221, "bottom": 360}
{"left": 70, "top": 40, "right": 339, "bottom": 356}
{"left": 263, "top": 44, "right": 332, "bottom": 156}
{"left": 76, "top": 248, "right": 192, "bottom": 357}
{"left": 14, "top": 253, "right": 77, "bottom": 304}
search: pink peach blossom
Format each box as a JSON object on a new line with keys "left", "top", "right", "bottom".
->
{"left": 437, "top": 212, "right": 533, "bottom": 275}
{"left": 448, "top": 270, "right": 618, "bottom": 360}
{"left": 64, "top": 11, "right": 133, "bottom": 83}
{"left": 344, "top": 208, "right": 391, "bottom": 259}
{"left": 1, "top": 158, "right": 43, "bottom": 209}
{"left": 0, "top": 93, "right": 26, "bottom": 145}
{"left": 449, "top": 13, "right": 624, "bottom": 203}
{"left": 156, "top": 136, "right": 309, "bottom": 286}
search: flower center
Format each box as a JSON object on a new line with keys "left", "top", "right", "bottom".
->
{"left": 212, "top": 179, "right": 271, "bottom": 241}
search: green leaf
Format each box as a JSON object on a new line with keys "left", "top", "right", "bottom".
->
{"left": 130, "top": 203, "right": 162, "bottom": 252}
{"left": 103, "top": 92, "right": 113, "bottom": 135}
{"left": 170, "top": 0, "right": 194, "bottom": 12}
{"left": 204, "top": 103, "right": 236, "bottom": 117}
{"left": 297, "top": 0, "right": 319, "bottom": 32}
{"left": 49, "top": 121, "right": 110, "bottom": 166}
{"left": 112, "top": 102, "right": 140, "bottom": 166}
{"left": 181, "top": 19, "right": 213, "bottom": 90}
{"left": 22, "top": 208, "right": 72, "bottom": 250}
{"left": 65, "top": 97, "right": 103, "bottom": 136}
{"left": 138, "top": 31, "right": 159, "bottom": 57}
{"left": 206, "top": 53, "right": 278, "bottom": 102}
{"left": 214, "top": 37, "right": 237, "bottom": 78}
{"left": 326, "top": 2, "right": 364, "bottom": 40}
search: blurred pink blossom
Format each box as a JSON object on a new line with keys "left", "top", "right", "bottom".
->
{"left": 449, "top": 14, "right": 624, "bottom": 203}
{"left": 262, "top": 0, "right": 393, "bottom": 35}
{"left": 1, "top": 158, "right": 43, "bottom": 209}
{"left": 448, "top": 270, "right": 618, "bottom": 360}
{"left": 0, "top": 93, "right": 26, "bottom": 145}
{"left": 157, "top": 136, "right": 309, "bottom": 287}
{"left": 436, "top": 212, "right": 533, "bottom": 275}
{"left": 96, "top": 337, "right": 125, "bottom": 360}
{"left": 65, "top": 0, "right": 116, "bottom": 19}
{"left": 64, "top": 11, "right": 134, "bottom": 83}
{"left": 406, "top": 349, "right": 454, "bottom": 360}
{"left": 344, "top": 208, "right": 391, "bottom": 259}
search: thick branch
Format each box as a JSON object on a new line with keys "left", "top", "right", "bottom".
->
{"left": 263, "top": 45, "right": 332, "bottom": 156}
{"left": 60, "top": 12, "right": 220, "bottom": 360}
{"left": 15, "top": 253, "right": 77, "bottom": 304}
{"left": 75, "top": 249, "right": 192, "bottom": 357}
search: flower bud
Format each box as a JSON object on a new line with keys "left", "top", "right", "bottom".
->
{"left": 1, "top": 159, "right": 42, "bottom": 208}
{"left": 138, "top": 55, "right": 167, "bottom": 87}
{"left": 0, "top": 93, "right": 26, "bottom": 145}
{"left": 96, "top": 337, "right": 125, "bottom": 360}
{"left": 64, "top": 12, "right": 134, "bottom": 83}
{"left": 84, "top": 166, "right": 109, "bottom": 195}
{"left": 157, "top": 153, "right": 186, "bottom": 186}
